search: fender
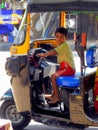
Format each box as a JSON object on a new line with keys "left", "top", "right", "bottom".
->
{"left": 0, "top": 88, "right": 13, "bottom": 101}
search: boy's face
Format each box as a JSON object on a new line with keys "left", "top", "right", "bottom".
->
{"left": 55, "top": 32, "right": 67, "bottom": 44}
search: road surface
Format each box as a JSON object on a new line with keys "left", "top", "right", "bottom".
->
{"left": 25, "top": 120, "right": 98, "bottom": 130}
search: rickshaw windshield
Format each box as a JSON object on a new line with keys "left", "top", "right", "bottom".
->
{"left": 30, "top": 11, "right": 98, "bottom": 48}
{"left": 11, "top": 10, "right": 98, "bottom": 52}
{"left": 9, "top": 0, "right": 98, "bottom": 55}
{"left": 27, "top": 0, "right": 98, "bottom": 48}
{"left": 30, "top": 12, "right": 60, "bottom": 40}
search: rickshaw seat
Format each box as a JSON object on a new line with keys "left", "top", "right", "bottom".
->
{"left": 86, "top": 46, "right": 98, "bottom": 68}
{"left": 56, "top": 72, "right": 80, "bottom": 89}
{"left": 56, "top": 46, "right": 97, "bottom": 89}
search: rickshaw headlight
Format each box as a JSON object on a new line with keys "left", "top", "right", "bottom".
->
{"left": 10, "top": 47, "right": 17, "bottom": 54}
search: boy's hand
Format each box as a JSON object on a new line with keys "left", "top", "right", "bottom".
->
{"left": 36, "top": 53, "right": 45, "bottom": 59}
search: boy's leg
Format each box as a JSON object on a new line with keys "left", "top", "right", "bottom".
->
{"left": 45, "top": 69, "right": 68, "bottom": 102}
{"left": 48, "top": 74, "right": 60, "bottom": 103}
{"left": 45, "top": 74, "right": 59, "bottom": 101}
{"left": 48, "top": 66, "right": 75, "bottom": 103}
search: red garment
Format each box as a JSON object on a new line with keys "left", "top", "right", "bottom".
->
{"left": 54, "top": 62, "right": 75, "bottom": 77}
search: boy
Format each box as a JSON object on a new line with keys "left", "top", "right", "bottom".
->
{"left": 37, "top": 27, "right": 75, "bottom": 105}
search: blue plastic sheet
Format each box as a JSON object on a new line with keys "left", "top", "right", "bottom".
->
{"left": 0, "top": 24, "right": 14, "bottom": 34}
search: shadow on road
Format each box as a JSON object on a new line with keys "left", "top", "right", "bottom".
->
{"left": 24, "top": 123, "right": 98, "bottom": 130}
{"left": 24, "top": 124, "right": 81, "bottom": 130}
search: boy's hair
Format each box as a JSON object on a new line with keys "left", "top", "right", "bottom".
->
{"left": 55, "top": 27, "right": 68, "bottom": 37}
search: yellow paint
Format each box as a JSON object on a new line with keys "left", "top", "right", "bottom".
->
{"left": 33, "top": 39, "right": 58, "bottom": 48}
{"left": 94, "top": 68, "right": 98, "bottom": 99}
{"left": 10, "top": 13, "right": 30, "bottom": 55}
{"left": 60, "top": 12, "right": 66, "bottom": 28}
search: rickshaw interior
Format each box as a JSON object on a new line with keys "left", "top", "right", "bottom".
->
{"left": 21, "top": 12, "right": 98, "bottom": 119}
{"left": 30, "top": 11, "right": 98, "bottom": 119}
{"left": 28, "top": 2, "right": 98, "bottom": 121}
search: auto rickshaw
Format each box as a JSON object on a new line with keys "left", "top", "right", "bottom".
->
{"left": 1, "top": 0, "right": 98, "bottom": 129}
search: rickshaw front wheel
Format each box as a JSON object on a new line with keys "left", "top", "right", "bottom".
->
{"left": 0, "top": 100, "right": 31, "bottom": 129}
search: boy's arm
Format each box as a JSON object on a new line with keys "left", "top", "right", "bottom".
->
{"left": 37, "top": 50, "right": 57, "bottom": 58}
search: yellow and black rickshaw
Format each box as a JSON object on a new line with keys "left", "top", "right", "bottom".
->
{"left": 1, "top": 0, "right": 98, "bottom": 129}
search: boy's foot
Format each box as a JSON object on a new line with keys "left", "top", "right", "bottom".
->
{"left": 45, "top": 94, "right": 52, "bottom": 100}
{"left": 48, "top": 96, "right": 60, "bottom": 104}
{"left": 45, "top": 93, "right": 55, "bottom": 100}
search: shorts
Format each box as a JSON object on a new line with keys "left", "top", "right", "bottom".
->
{"left": 54, "top": 62, "right": 75, "bottom": 77}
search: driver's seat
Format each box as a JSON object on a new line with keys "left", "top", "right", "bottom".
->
{"left": 56, "top": 72, "right": 80, "bottom": 89}
{"left": 56, "top": 46, "right": 97, "bottom": 89}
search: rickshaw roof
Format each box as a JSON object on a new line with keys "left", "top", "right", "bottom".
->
{"left": 28, "top": 0, "right": 98, "bottom": 12}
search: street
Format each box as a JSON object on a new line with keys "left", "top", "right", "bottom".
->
{"left": 25, "top": 120, "right": 98, "bottom": 130}
{"left": 0, "top": 52, "right": 11, "bottom": 96}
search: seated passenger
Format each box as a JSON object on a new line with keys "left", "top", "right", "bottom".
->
{"left": 37, "top": 27, "right": 76, "bottom": 105}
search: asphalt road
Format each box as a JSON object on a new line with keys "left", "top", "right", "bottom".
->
{"left": 24, "top": 120, "right": 98, "bottom": 130}
{"left": 25, "top": 120, "right": 66, "bottom": 130}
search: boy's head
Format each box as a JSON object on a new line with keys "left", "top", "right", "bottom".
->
{"left": 55, "top": 27, "right": 68, "bottom": 44}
